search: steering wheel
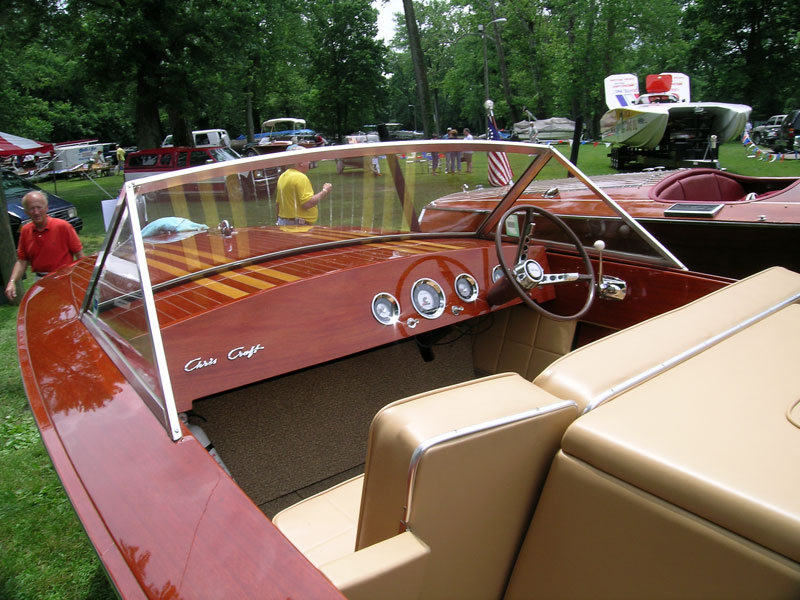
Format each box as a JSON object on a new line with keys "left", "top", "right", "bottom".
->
{"left": 494, "top": 204, "right": 595, "bottom": 322}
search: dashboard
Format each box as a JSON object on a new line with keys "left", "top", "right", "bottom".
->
{"left": 165, "top": 237, "right": 555, "bottom": 409}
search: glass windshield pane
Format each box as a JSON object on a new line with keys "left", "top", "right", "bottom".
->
{"left": 124, "top": 143, "right": 673, "bottom": 287}
{"left": 89, "top": 140, "right": 680, "bottom": 439}
{"left": 87, "top": 206, "right": 162, "bottom": 394}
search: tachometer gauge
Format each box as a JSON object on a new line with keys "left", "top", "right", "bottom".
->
{"left": 371, "top": 293, "right": 400, "bottom": 325}
{"left": 454, "top": 273, "right": 479, "bottom": 302}
{"left": 492, "top": 265, "right": 505, "bottom": 283}
{"left": 411, "top": 278, "right": 445, "bottom": 319}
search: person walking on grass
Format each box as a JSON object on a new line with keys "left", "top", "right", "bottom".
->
{"left": 5, "top": 190, "right": 84, "bottom": 302}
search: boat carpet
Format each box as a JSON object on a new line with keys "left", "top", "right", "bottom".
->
{"left": 191, "top": 330, "right": 477, "bottom": 517}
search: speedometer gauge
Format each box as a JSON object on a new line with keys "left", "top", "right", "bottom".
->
{"left": 454, "top": 273, "right": 479, "bottom": 302}
{"left": 371, "top": 293, "right": 400, "bottom": 325}
{"left": 411, "top": 278, "right": 446, "bottom": 319}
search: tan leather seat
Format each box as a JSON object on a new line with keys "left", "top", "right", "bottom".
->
{"left": 506, "top": 303, "right": 800, "bottom": 599}
{"left": 535, "top": 267, "right": 800, "bottom": 412}
{"left": 503, "top": 268, "right": 800, "bottom": 598}
{"left": 273, "top": 372, "right": 578, "bottom": 599}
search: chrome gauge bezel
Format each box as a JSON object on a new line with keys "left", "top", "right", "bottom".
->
{"left": 491, "top": 264, "right": 505, "bottom": 283}
{"left": 454, "top": 273, "right": 479, "bottom": 302}
{"left": 410, "top": 278, "right": 446, "bottom": 319}
{"left": 371, "top": 292, "right": 400, "bottom": 326}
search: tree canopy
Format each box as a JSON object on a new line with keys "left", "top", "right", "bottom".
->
{"left": 0, "top": 0, "right": 796, "bottom": 146}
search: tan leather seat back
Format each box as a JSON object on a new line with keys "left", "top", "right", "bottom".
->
{"left": 535, "top": 267, "right": 800, "bottom": 412}
{"left": 356, "top": 372, "right": 578, "bottom": 599}
{"left": 473, "top": 305, "right": 577, "bottom": 380}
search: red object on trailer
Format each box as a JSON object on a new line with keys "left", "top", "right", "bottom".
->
{"left": 645, "top": 74, "right": 672, "bottom": 93}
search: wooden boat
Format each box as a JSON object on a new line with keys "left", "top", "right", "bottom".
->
{"left": 15, "top": 140, "right": 800, "bottom": 598}
{"left": 420, "top": 166, "right": 800, "bottom": 279}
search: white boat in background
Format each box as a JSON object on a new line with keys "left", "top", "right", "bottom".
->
{"left": 600, "top": 73, "right": 751, "bottom": 169}
{"left": 599, "top": 101, "right": 751, "bottom": 148}
{"left": 513, "top": 117, "right": 576, "bottom": 142}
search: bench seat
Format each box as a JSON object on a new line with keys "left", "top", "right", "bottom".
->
{"left": 273, "top": 373, "right": 578, "bottom": 599}
{"left": 535, "top": 266, "right": 800, "bottom": 412}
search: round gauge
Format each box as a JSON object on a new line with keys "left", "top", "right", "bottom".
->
{"left": 371, "top": 292, "right": 400, "bottom": 325}
{"left": 491, "top": 265, "right": 505, "bottom": 283}
{"left": 411, "top": 278, "right": 446, "bottom": 319}
{"left": 524, "top": 260, "right": 543, "bottom": 281}
{"left": 454, "top": 273, "right": 479, "bottom": 302}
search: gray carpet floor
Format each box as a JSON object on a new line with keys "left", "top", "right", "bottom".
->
{"left": 190, "top": 333, "right": 477, "bottom": 516}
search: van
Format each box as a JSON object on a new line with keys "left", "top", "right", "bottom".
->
{"left": 123, "top": 146, "right": 239, "bottom": 182}
{"left": 161, "top": 129, "right": 231, "bottom": 148}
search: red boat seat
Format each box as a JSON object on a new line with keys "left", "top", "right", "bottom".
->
{"left": 651, "top": 168, "right": 746, "bottom": 203}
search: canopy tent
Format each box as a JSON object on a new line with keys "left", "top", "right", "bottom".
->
{"left": 0, "top": 132, "right": 54, "bottom": 157}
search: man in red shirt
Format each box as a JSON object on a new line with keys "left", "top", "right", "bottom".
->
{"left": 5, "top": 190, "right": 84, "bottom": 301}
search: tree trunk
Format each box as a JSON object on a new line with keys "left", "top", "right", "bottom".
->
{"left": 488, "top": 3, "right": 517, "bottom": 124}
{"left": 246, "top": 92, "right": 255, "bottom": 143}
{"left": 402, "top": 0, "right": 432, "bottom": 137}
{"left": 0, "top": 184, "right": 20, "bottom": 305}
{"left": 135, "top": 73, "right": 164, "bottom": 149}
{"left": 169, "top": 111, "right": 193, "bottom": 147}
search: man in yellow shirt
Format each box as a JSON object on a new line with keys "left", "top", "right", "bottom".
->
{"left": 275, "top": 146, "right": 332, "bottom": 225}
{"left": 115, "top": 145, "right": 126, "bottom": 175}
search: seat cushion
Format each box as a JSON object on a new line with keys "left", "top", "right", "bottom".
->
{"left": 652, "top": 168, "right": 746, "bottom": 202}
{"left": 272, "top": 475, "right": 363, "bottom": 567}
{"left": 535, "top": 267, "right": 800, "bottom": 412}
{"left": 562, "top": 303, "right": 800, "bottom": 564}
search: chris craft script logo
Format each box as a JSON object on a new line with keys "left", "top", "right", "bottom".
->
{"left": 184, "top": 344, "right": 265, "bottom": 372}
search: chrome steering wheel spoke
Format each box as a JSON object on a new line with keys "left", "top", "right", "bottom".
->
{"left": 495, "top": 205, "right": 596, "bottom": 322}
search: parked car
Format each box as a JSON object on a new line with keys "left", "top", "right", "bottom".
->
{"left": 751, "top": 114, "right": 786, "bottom": 145}
{"left": 123, "top": 145, "right": 240, "bottom": 181}
{"left": 770, "top": 109, "right": 800, "bottom": 151}
{"left": 2, "top": 168, "right": 82, "bottom": 244}
{"left": 162, "top": 129, "right": 231, "bottom": 148}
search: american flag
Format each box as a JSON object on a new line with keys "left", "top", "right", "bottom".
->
{"left": 487, "top": 115, "right": 513, "bottom": 186}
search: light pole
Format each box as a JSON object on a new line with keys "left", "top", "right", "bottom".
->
{"left": 408, "top": 104, "right": 417, "bottom": 133}
{"left": 478, "top": 17, "right": 507, "bottom": 103}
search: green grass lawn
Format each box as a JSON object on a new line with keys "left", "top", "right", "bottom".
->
{"left": 0, "top": 142, "right": 798, "bottom": 599}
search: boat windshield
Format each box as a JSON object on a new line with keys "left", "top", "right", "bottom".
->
{"left": 81, "top": 140, "right": 682, "bottom": 439}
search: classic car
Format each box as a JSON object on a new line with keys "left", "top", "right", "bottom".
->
{"left": 420, "top": 167, "right": 800, "bottom": 279}
{"left": 16, "top": 139, "right": 800, "bottom": 599}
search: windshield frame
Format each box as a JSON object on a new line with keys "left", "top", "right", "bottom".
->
{"left": 80, "top": 140, "right": 685, "bottom": 441}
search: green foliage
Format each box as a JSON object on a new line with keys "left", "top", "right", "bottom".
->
{"left": 683, "top": 0, "right": 799, "bottom": 117}
{"left": 0, "top": 0, "right": 796, "bottom": 166}
{"left": 306, "top": 0, "right": 388, "bottom": 138}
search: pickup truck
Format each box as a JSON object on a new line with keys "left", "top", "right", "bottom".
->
{"left": 751, "top": 114, "right": 785, "bottom": 145}
{"left": 769, "top": 109, "right": 799, "bottom": 152}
